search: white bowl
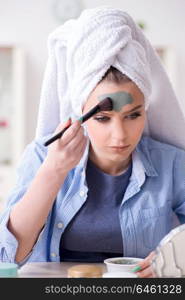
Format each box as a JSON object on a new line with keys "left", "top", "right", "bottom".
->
{"left": 104, "top": 257, "right": 143, "bottom": 273}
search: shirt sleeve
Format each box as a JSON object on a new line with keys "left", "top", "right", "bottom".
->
{"left": 0, "top": 138, "right": 46, "bottom": 264}
{"left": 173, "top": 148, "right": 185, "bottom": 224}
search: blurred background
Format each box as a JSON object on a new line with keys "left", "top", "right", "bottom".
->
{"left": 0, "top": 0, "right": 185, "bottom": 211}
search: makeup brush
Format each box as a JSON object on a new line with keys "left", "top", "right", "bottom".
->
{"left": 44, "top": 97, "right": 113, "bottom": 146}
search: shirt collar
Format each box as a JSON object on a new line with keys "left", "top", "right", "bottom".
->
{"left": 76, "top": 138, "right": 90, "bottom": 173}
{"left": 136, "top": 136, "right": 158, "bottom": 178}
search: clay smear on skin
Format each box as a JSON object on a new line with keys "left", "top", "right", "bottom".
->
{"left": 98, "top": 91, "right": 134, "bottom": 111}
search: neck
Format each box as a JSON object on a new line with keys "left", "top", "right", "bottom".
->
{"left": 89, "top": 146, "right": 131, "bottom": 176}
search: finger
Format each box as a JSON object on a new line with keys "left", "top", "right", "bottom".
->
{"left": 136, "top": 266, "right": 154, "bottom": 278}
{"left": 71, "top": 136, "right": 87, "bottom": 157}
{"left": 60, "top": 120, "right": 82, "bottom": 145}
{"left": 67, "top": 136, "right": 87, "bottom": 163}
{"left": 131, "top": 252, "right": 155, "bottom": 274}
{"left": 138, "top": 272, "right": 154, "bottom": 278}
{"left": 65, "top": 127, "right": 86, "bottom": 150}
{"left": 75, "top": 137, "right": 88, "bottom": 157}
{"left": 54, "top": 118, "right": 72, "bottom": 134}
{"left": 138, "top": 251, "right": 155, "bottom": 270}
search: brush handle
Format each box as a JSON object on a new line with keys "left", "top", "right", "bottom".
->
{"left": 44, "top": 104, "right": 100, "bottom": 146}
{"left": 44, "top": 124, "right": 71, "bottom": 146}
{"left": 79, "top": 105, "right": 100, "bottom": 123}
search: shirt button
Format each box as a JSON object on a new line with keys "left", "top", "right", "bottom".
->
{"left": 57, "top": 222, "right": 63, "bottom": 229}
{"left": 51, "top": 252, "right": 57, "bottom": 257}
{"left": 79, "top": 190, "right": 85, "bottom": 197}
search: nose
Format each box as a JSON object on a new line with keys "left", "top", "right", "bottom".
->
{"left": 110, "top": 118, "right": 127, "bottom": 142}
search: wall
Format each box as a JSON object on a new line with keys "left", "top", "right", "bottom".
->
{"left": 0, "top": 0, "right": 185, "bottom": 145}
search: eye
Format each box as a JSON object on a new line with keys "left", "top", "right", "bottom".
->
{"left": 125, "top": 112, "right": 142, "bottom": 120}
{"left": 93, "top": 116, "right": 110, "bottom": 122}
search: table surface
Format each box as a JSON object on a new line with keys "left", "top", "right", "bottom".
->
{"left": 18, "top": 262, "right": 107, "bottom": 278}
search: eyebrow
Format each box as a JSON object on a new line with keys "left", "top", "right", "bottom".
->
{"left": 125, "top": 105, "right": 143, "bottom": 113}
{"left": 100, "top": 104, "right": 143, "bottom": 114}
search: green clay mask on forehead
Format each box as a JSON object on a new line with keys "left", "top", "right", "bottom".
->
{"left": 98, "top": 91, "right": 134, "bottom": 111}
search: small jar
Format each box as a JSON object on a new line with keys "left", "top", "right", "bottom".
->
{"left": 0, "top": 263, "right": 18, "bottom": 278}
{"left": 67, "top": 264, "right": 102, "bottom": 278}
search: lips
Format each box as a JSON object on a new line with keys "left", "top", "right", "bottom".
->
{"left": 110, "top": 145, "right": 130, "bottom": 149}
{"left": 109, "top": 145, "right": 130, "bottom": 151}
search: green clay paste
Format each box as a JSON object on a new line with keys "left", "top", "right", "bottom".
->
{"left": 98, "top": 91, "right": 134, "bottom": 111}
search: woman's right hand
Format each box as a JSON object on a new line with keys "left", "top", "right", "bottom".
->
{"left": 44, "top": 119, "right": 87, "bottom": 177}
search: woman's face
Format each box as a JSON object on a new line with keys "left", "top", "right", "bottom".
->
{"left": 83, "top": 80, "right": 146, "bottom": 174}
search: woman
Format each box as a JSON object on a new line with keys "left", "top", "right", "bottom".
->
{"left": 0, "top": 7, "right": 185, "bottom": 278}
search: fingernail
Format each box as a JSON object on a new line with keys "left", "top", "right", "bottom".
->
{"left": 78, "top": 116, "right": 83, "bottom": 123}
{"left": 131, "top": 265, "right": 142, "bottom": 272}
{"left": 65, "top": 117, "right": 71, "bottom": 124}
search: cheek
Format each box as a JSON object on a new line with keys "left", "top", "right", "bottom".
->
{"left": 139, "top": 114, "right": 146, "bottom": 133}
{"left": 85, "top": 121, "right": 106, "bottom": 144}
{"left": 127, "top": 117, "right": 145, "bottom": 140}
{"left": 137, "top": 118, "right": 145, "bottom": 136}
{"left": 136, "top": 117, "right": 145, "bottom": 132}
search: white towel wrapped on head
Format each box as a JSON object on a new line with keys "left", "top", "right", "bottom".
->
{"left": 36, "top": 6, "right": 185, "bottom": 150}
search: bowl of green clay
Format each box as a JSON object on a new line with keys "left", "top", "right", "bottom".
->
{"left": 104, "top": 257, "right": 143, "bottom": 273}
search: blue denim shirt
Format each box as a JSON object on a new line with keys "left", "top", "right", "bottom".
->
{"left": 0, "top": 135, "right": 185, "bottom": 265}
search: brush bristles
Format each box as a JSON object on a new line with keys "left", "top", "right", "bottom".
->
{"left": 99, "top": 97, "right": 113, "bottom": 112}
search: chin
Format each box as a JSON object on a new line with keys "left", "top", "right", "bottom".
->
{"left": 106, "top": 152, "right": 131, "bottom": 162}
